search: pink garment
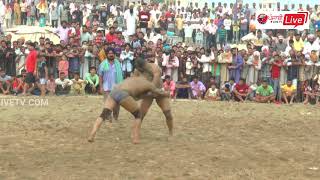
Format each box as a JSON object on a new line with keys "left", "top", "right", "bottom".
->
{"left": 163, "top": 80, "right": 176, "bottom": 97}
{"left": 58, "top": 60, "right": 69, "bottom": 77}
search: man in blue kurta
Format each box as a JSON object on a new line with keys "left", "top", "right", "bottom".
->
{"left": 228, "top": 47, "right": 243, "bottom": 83}
{"left": 98, "top": 48, "right": 123, "bottom": 121}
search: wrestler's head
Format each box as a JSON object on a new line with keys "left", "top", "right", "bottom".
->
{"left": 135, "top": 57, "right": 147, "bottom": 72}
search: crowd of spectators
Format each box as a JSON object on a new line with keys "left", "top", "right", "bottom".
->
{"left": 0, "top": 0, "right": 320, "bottom": 105}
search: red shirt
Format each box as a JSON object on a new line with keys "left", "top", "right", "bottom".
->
{"left": 26, "top": 50, "right": 37, "bottom": 73}
{"left": 139, "top": 11, "right": 150, "bottom": 22}
{"left": 271, "top": 62, "right": 281, "bottom": 79}
{"left": 106, "top": 33, "right": 117, "bottom": 43}
{"left": 235, "top": 84, "right": 249, "bottom": 94}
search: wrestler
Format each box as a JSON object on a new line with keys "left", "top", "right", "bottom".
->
{"left": 133, "top": 58, "right": 173, "bottom": 137}
{"left": 88, "top": 76, "right": 169, "bottom": 144}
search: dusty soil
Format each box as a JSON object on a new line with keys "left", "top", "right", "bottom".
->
{"left": 0, "top": 96, "right": 320, "bottom": 180}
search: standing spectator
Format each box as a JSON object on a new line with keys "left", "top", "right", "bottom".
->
{"left": 229, "top": 47, "right": 243, "bottom": 83}
{"left": 23, "top": 42, "right": 37, "bottom": 95}
{"left": 271, "top": 53, "right": 283, "bottom": 101}
{"left": 98, "top": 48, "right": 123, "bottom": 120}
{"left": 138, "top": 3, "right": 150, "bottom": 34}
{"left": 199, "top": 49, "right": 212, "bottom": 83}
{"left": 163, "top": 50, "right": 179, "bottom": 82}
{"left": 5, "top": 4, "right": 12, "bottom": 28}
{"left": 50, "top": 5, "right": 59, "bottom": 28}
{"left": 247, "top": 51, "right": 261, "bottom": 85}
{"left": 67, "top": 46, "right": 80, "bottom": 78}
{"left": 184, "top": 22, "right": 193, "bottom": 45}
{"left": 106, "top": 27, "right": 117, "bottom": 43}
{"left": 14, "top": 0, "right": 21, "bottom": 25}
{"left": 240, "top": 16, "right": 248, "bottom": 38}
{"left": 190, "top": 76, "right": 206, "bottom": 99}
{"left": 232, "top": 18, "right": 240, "bottom": 43}
{"left": 55, "top": 21, "right": 70, "bottom": 43}
{"left": 58, "top": 54, "right": 69, "bottom": 78}
{"left": 37, "top": 0, "right": 48, "bottom": 25}
{"left": 20, "top": 0, "right": 28, "bottom": 25}
{"left": 176, "top": 15, "right": 184, "bottom": 42}
{"left": 255, "top": 79, "right": 276, "bottom": 103}
{"left": 37, "top": 55, "right": 48, "bottom": 96}
{"left": 223, "top": 15, "right": 232, "bottom": 43}
{"left": 218, "top": 25, "right": 227, "bottom": 49}
{"left": 28, "top": 2, "right": 36, "bottom": 26}
{"left": 124, "top": 3, "right": 137, "bottom": 36}
{"left": 119, "top": 44, "right": 134, "bottom": 78}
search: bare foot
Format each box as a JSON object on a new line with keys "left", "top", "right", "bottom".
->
{"left": 87, "top": 136, "right": 95, "bottom": 143}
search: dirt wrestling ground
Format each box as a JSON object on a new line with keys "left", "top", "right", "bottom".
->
{"left": 0, "top": 96, "right": 320, "bottom": 180}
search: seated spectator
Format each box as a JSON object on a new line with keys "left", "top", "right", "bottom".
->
{"left": 85, "top": 67, "right": 99, "bottom": 94}
{"left": 281, "top": 80, "right": 297, "bottom": 104}
{"left": 175, "top": 76, "right": 191, "bottom": 99}
{"left": 163, "top": 75, "right": 175, "bottom": 99}
{"left": 303, "top": 83, "right": 320, "bottom": 105}
{"left": 55, "top": 72, "right": 73, "bottom": 95}
{"left": 255, "top": 80, "right": 276, "bottom": 103}
{"left": 220, "top": 79, "right": 235, "bottom": 101}
{"left": 190, "top": 76, "right": 206, "bottom": 100}
{"left": 0, "top": 68, "right": 12, "bottom": 95}
{"left": 71, "top": 72, "right": 86, "bottom": 95}
{"left": 233, "top": 78, "right": 251, "bottom": 102}
{"left": 205, "top": 83, "right": 220, "bottom": 101}
{"left": 12, "top": 70, "right": 26, "bottom": 95}
{"left": 46, "top": 74, "right": 56, "bottom": 95}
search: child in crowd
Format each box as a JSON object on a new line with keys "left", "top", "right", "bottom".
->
{"left": 71, "top": 72, "right": 86, "bottom": 95}
{"left": 195, "top": 29, "right": 203, "bottom": 47}
{"left": 163, "top": 75, "right": 176, "bottom": 99}
{"left": 37, "top": 55, "right": 48, "bottom": 96}
{"left": 58, "top": 54, "right": 69, "bottom": 78}
{"left": 46, "top": 74, "right": 56, "bottom": 95}
{"left": 205, "top": 83, "right": 220, "bottom": 101}
{"left": 12, "top": 70, "right": 26, "bottom": 95}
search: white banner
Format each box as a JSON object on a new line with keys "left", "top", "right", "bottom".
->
{"left": 256, "top": 11, "right": 310, "bottom": 30}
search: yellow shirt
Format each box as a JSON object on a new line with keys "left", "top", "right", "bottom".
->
{"left": 281, "top": 84, "right": 296, "bottom": 94}
{"left": 176, "top": 18, "right": 184, "bottom": 30}
{"left": 293, "top": 39, "right": 304, "bottom": 52}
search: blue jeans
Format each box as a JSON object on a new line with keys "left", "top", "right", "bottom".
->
{"left": 272, "top": 78, "right": 281, "bottom": 101}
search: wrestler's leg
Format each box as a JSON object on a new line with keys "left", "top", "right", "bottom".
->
{"left": 140, "top": 97, "right": 154, "bottom": 122}
{"left": 156, "top": 97, "right": 173, "bottom": 136}
{"left": 88, "top": 96, "right": 116, "bottom": 142}
{"left": 120, "top": 96, "right": 142, "bottom": 144}
{"left": 104, "top": 91, "right": 120, "bottom": 121}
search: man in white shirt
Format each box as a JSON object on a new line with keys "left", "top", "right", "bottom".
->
{"left": 124, "top": 4, "right": 138, "bottom": 36}
{"left": 223, "top": 15, "right": 232, "bottom": 43}
{"left": 205, "top": 20, "right": 217, "bottom": 48}
{"left": 303, "top": 34, "right": 320, "bottom": 58}
{"left": 55, "top": 72, "right": 73, "bottom": 95}
{"left": 184, "top": 22, "right": 193, "bottom": 45}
